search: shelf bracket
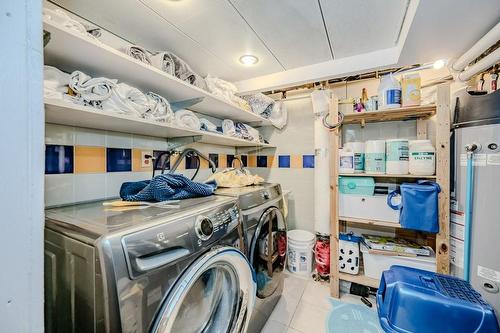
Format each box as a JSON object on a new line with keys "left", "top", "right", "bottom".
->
{"left": 170, "top": 97, "right": 204, "bottom": 112}
{"left": 165, "top": 136, "right": 202, "bottom": 150}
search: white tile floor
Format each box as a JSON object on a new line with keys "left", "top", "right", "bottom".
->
{"left": 261, "top": 273, "right": 375, "bottom": 333}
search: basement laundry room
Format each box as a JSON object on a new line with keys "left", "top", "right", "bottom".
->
{"left": 2, "top": 0, "right": 500, "bottom": 332}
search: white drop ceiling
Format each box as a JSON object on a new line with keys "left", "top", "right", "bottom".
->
{"left": 49, "top": 0, "right": 500, "bottom": 90}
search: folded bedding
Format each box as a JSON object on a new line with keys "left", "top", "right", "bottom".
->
{"left": 143, "top": 92, "right": 174, "bottom": 123}
{"left": 205, "top": 75, "right": 252, "bottom": 111}
{"left": 151, "top": 51, "right": 207, "bottom": 90}
{"left": 269, "top": 101, "right": 288, "bottom": 130}
{"left": 101, "top": 83, "right": 149, "bottom": 117}
{"left": 44, "top": 66, "right": 70, "bottom": 99}
{"left": 68, "top": 70, "right": 117, "bottom": 108}
{"left": 122, "top": 45, "right": 152, "bottom": 65}
{"left": 150, "top": 51, "right": 176, "bottom": 76}
{"left": 174, "top": 109, "right": 201, "bottom": 130}
{"left": 199, "top": 118, "right": 220, "bottom": 133}
{"left": 243, "top": 93, "right": 288, "bottom": 129}
{"left": 222, "top": 119, "right": 260, "bottom": 142}
{"left": 43, "top": 8, "right": 96, "bottom": 41}
{"left": 120, "top": 173, "right": 216, "bottom": 202}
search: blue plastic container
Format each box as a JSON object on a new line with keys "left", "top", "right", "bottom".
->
{"left": 377, "top": 266, "right": 500, "bottom": 333}
{"left": 339, "top": 176, "right": 375, "bottom": 195}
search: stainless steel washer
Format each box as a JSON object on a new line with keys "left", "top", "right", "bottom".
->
{"left": 215, "top": 184, "right": 287, "bottom": 333}
{"left": 44, "top": 196, "right": 256, "bottom": 333}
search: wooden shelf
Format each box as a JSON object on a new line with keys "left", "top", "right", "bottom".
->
{"left": 339, "top": 272, "right": 380, "bottom": 289}
{"left": 339, "top": 173, "right": 436, "bottom": 179}
{"left": 43, "top": 19, "right": 270, "bottom": 125}
{"left": 342, "top": 105, "right": 436, "bottom": 125}
{"left": 44, "top": 98, "right": 274, "bottom": 148}
{"left": 339, "top": 216, "right": 401, "bottom": 229}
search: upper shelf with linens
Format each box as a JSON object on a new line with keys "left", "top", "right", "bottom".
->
{"left": 42, "top": 18, "right": 271, "bottom": 125}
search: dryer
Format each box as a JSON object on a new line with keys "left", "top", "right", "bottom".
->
{"left": 215, "top": 183, "right": 287, "bottom": 333}
{"left": 44, "top": 196, "right": 256, "bottom": 333}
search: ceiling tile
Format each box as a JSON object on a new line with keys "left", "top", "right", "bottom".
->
{"left": 320, "top": 0, "right": 409, "bottom": 58}
{"left": 229, "top": 0, "right": 333, "bottom": 69}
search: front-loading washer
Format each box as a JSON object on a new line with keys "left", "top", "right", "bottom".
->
{"left": 215, "top": 183, "right": 287, "bottom": 333}
{"left": 44, "top": 196, "right": 256, "bottom": 333}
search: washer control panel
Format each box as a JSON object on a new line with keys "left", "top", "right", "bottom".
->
{"left": 195, "top": 205, "right": 239, "bottom": 245}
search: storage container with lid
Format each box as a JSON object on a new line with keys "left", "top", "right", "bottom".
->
{"left": 339, "top": 233, "right": 362, "bottom": 275}
{"left": 386, "top": 139, "right": 409, "bottom": 174}
{"left": 409, "top": 140, "right": 436, "bottom": 175}
{"left": 339, "top": 176, "right": 375, "bottom": 195}
{"left": 339, "top": 148, "right": 355, "bottom": 173}
{"left": 365, "top": 140, "right": 386, "bottom": 174}
{"left": 344, "top": 142, "right": 365, "bottom": 173}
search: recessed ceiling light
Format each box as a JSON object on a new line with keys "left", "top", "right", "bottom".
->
{"left": 239, "top": 55, "right": 259, "bottom": 66}
{"left": 433, "top": 59, "right": 446, "bottom": 70}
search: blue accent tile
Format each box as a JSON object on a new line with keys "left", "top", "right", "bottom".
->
{"left": 209, "top": 153, "right": 219, "bottom": 168}
{"left": 257, "top": 155, "right": 268, "bottom": 168}
{"left": 185, "top": 154, "right": 199, "bottom": 169}
{"left": 227, "top": 154, "right": 235, "bottom": 168}
{"left": 303, "top": 155, "right": 315, "bottom": 168}
{"left": 45, "top": 145, "right": 74, "bottom": 174}
{"left": 153, "top": 150, "right": 170, "bottom": 171}
{"left": 106, "top": 148, "right": 131, "bottom": 172}
{"left": 278, "top": 155, "right": 291, "bottom": 168}
{"left": 240, "top": 155, "right": 248, "bottom": 167}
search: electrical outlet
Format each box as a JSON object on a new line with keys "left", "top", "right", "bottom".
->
{"left": 141, "top": 151, "right": 152, "bottom": 168}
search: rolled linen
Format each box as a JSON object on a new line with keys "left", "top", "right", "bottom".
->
{"left": 169, "top": 52, "right": 207, "bottom": 90}
{"left": 150, "top": 51, "right": 176, "bottom": 76}
{"left": 242, "top": 93, "right": 274, "bottom": 118}
{"left": 43, "top": 8, "right": 97, "bottom": 41}
{"left": 101, "top": 83, "right": 149, "bottom": 117}
{"left": 143, "top": 92, "right": 174, "bottom": 123}
{"left": 222, "top": 120, "right": 260, "bottom": 142}
{"left": 222, "top": 119, "right": 238, "bottom": 138}
{"left": 269, "top": 101, "right": 288, "bottom": 130}
{"left": 122, "top": 45, "right": 152, "bottom": 65}
{"left": 69, "top": 71, "right": 117, "bottom": 108}
{"left": 205, "top": 74, "right": 237, "bottom": 100}
{"left": 174, "top": 109, "right": 201, "bottom": 130}
{"left": 200, "top": 118, "right": 219, "bottom": 133}
{"left": 44, "top": 66, "right": 70, "bottom": 99}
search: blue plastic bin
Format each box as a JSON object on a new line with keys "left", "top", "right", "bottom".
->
{"left": 377, "top": 266, "right": 499, "bottom": 333}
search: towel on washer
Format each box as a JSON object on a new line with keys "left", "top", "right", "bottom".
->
{"left": 143, "top": 92, "right": 174, "bottom": 123}
{"left": 122, "top": 45, "right": 152, "bottom": 65}
{"left": 68, "top": 70, "right": 117, "bottom": 108}
{"left": 44, "top": 65, "right": 70, "bottom": 99}
{"left": 120, "top": 173, "right": 216, "bottom": 202}
{"left": 101, "top": 83, "right": 150, "bottom": 117}
{"left": 174, "top": 109, "right": 200, "bottom": 130}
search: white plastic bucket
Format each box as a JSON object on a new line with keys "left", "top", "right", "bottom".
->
{"left": 386, "top": 139, "right": 409, "bottom": 174}
{"left": 287, "top": 230, "right": 315, "bottom": 275}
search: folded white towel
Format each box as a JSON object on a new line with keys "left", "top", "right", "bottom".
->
{"left": 69, "top": 71, "right": 117, "bottom": 106}
{"left": 222, "top": 119, "right": 238, "bottom": 137}
{"left": 101, "top": 83, "right": 149, "bottom": 117}
{"left": 174, "top": 109, "right": 200, "bottom": 130}
{"left": 143, "top": 92, "right": 174, "bottom": 123}
{"left": 44, "top": 66, "right": 70, "bottom": 99}
{"left": 205, "top": 75, "right": 237, "bottom": 99}
{"left": 269, "top": 101, "right": 288, "bottom": 130}
{"left": 122, "top": 45, "right": 152, "bottom": 65}
{"left": 150, "top": 51, "right": 176, "bottom": 76}
{"left": 199, "top": 118, "right": 219, "bottom": 133}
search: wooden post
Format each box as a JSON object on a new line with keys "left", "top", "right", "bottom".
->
{"left": 435, "top": 83, "right": 451, "bottom": 274}
{"left": 417, "top": 118, "right": 427, "bottom": 139}
{"left": 330, "top": 94, "right": 340, "bottom": 298}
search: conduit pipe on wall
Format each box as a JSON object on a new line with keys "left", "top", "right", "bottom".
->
{"left": 311, "top": 89, "right": 332, "bottom": 235}
{"left": 450, "top": 22, "right": 500, "bottom": 81}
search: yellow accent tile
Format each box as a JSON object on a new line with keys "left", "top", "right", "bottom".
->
{"left": 74, "top": 146, "right": 105, "bottom": 173}
{"left": 170, "top": 153, "right": 185, "bottom": 171}
{"left": 199, "top": 158, "right": 209, "bottom": 169}
{"left": 218, "top": 154, "right": 227, "bottom": 169}
{"left": 268, "top": 155, "right": 278, "bottom": 168}
{"left": 291, "top": 155, "right": 302, "bottom": 168}
{"left": 132, "top": 149, "right": 153, "bottom": 172}
{"left": 248, "top": 155, "right": 257, "bottom": 168}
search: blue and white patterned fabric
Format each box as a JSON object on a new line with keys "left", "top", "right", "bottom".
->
{"left": 120, "top": 173, "right": 217, "bottom": 202}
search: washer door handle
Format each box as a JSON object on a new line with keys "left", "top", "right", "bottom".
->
{"left": 135, "top": 248, "right": 191, "bottom": 272}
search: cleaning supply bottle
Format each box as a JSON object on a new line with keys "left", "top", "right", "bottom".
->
{"left": 378, "top": 73, "right": 401, "bottom": 109}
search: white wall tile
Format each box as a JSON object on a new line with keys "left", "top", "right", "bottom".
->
{"left": 105, "top": 172, "right": 135, "bottom": 199}
{"left": 75, "top": 127, "right": 106, "bottom": 147}
{"left": 45, "top": 124, "right": 75, "bottom": 145}
{"left": 74, "top": 173, "right": 106, "bottom": 202}
{"left": 106, "top": 131, "right": 133, "bottom": 148}
{"left": 132, "top": 134, "right": 169, "bottom": 150}
{"left": 45, "top": 174, "right": 75, "bottom": 207}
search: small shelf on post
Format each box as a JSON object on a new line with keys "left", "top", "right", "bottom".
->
{"left": 342, "top": 105, "right": 436, "bottom": 126}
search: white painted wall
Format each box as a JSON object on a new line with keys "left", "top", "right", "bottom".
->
{"left": 0, "top": 1, "right": 44, "bottom": 332}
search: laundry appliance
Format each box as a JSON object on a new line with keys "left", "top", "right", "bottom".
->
{"left": 44, "top": 196, "right": 256, "bottom": 333}
{"left": 215, "top": 183, "right": 287, "bottom": 333}
{"left": 452, "top": 88, "right": 500, "bottom": 325}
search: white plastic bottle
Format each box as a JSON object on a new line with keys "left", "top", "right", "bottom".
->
{"left": 378, "top": 73, "right": 401, "bottom": 109}
{"left": 339, "top": 148, "right": 355, "bottom": 174}
{"left": 409, "top": 140, "right": 436, "bottom": 175}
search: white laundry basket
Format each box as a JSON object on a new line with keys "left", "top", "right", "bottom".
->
{"left": 287, "top": 230, "right": 315, "bottom": 275}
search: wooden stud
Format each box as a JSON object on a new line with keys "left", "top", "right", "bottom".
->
{"left": 435, "top": 83, "right": 451, "bottom": 274}
{"left": 330, "top": 94, "right": 340, "bottom": 298}
{"left": 417, "top": 117, "right": 427, "bottom": 139}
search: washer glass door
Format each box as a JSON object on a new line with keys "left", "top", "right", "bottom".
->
{"left": 151, "top": 247, "right": 255, "bottom": 333}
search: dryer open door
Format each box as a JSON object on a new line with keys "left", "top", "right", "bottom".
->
{"left": 151, "top": 247, "right": 256, "bottom": 333}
